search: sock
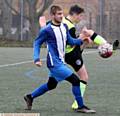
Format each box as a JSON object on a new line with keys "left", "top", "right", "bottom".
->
{"left": 80, "top": 80, "right": 87, "bottom": 97}
{"left": 72, "top": 86, "right": 84, "bottom": 107}
{"left": 31, "top": 83, "right": 49, "bottom": 99}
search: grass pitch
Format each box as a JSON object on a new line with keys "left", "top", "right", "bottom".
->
{"left": 0, "top": 48, "right": 120, "bottom": 116}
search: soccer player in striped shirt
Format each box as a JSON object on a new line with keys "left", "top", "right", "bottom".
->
{"left": 24, "top": 5, "right": 96, "bottom": 113}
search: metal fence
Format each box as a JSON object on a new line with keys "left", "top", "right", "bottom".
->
{"left": 0, "top": 0, "right": 120, "bottom": 43}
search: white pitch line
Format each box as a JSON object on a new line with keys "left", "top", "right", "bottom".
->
{"left": 0, "top": 58, "right": 46, "bottom": 68}
{"left": 0, "top": 60, "right": 32, "bottom": 68}
{"left": 84, "top": 50, "right": 97, "bottom": 54}
{"left": 0, "top": 50, "right": 97, "bottom": 68}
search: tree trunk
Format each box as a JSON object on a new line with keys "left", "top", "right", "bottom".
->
{"left": 2, "top": 0, "right": 12, "bottom": 39}
{"left": 28, "top": 1, "right": 38, "bottom": 39}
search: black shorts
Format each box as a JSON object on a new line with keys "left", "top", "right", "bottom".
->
{"left": 65, "top": 46, "right": 83, "bottom": 72}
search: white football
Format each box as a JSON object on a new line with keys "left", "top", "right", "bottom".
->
{"left": 98, "top": 43, "right": 113, "bottom": 58}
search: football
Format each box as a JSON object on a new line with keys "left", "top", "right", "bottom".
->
{"left": 98, "top": 43, "right": 113, "bottom": 58}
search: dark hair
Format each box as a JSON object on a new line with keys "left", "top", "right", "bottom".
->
{"left": 69, "top": 5, "right": 84, "bottom": 15}
{"left": 50, "top": 5, "right": 62, "bottom": 15}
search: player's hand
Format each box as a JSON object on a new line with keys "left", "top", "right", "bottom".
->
{"left": 80, "top": 33, "right": 92, "bottom": 43}
{"left": 39, "top": 16, "right": 46, "bottom": 27}
{"left": 81, "top": 27, "right": 94, "bottom": 37}
{"left": 34, "top": 61, "right": 42, "bottom": 67}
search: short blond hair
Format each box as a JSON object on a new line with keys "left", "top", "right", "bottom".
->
{"left": 50, "top": 5, "right": 62, "bottom": 15}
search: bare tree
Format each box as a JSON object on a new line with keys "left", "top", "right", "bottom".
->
{"left": 26, "top": 0, "right": 54, "bottom": 38}
{"left": 3, "top": 0, "right": 54, "bottom": 40}
{"left": 1, "top": 0, "right": 12, "bottom": 39}
{"left": 107, "top": 0, "right": 120, "bottom": 40}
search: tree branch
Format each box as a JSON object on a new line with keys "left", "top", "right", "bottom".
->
{"left": 37, "top": 0, "right": 54, "bottom": 16}
{"left": 4, "top": 0, "right": 30, "bottom": 20}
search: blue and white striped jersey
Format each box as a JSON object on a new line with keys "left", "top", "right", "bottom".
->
{"left": 33, "top": 22, "right": 83, "bottom": 68}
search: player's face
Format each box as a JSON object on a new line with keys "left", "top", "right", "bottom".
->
{"left": 53, "top": 10, "right": 63, "bottom": 24}
{"left": 73, "top": 13, "right": 84, "bottom": 23}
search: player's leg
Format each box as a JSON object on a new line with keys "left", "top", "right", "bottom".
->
{"left": 31, "top": 77, "right": 58, "bottom": 98}
{"left": 65, "top": 73, "right": 84, "bottom": 107}
{"left": 77, "top": 64, "right": 88, "bottom": 96}
{"left": 65, "top": 48, "right": 88, "bottom": 109}
{"left": 24, "top": 77, "right": 58, "bottom": 110}
{"left": 65, "top": 48, "right": 88, "bottom": 96}
{"left": 72, "top": 64, "right": 88, "bottom": 109}
{"left": 52, "top": 64, "right": 95, "bottom": 113}
{"left": 65, "top": 73, "right": 96, "bottom": 113}
{"left": 49, "top": 64, "right": 84, "bottom": 108}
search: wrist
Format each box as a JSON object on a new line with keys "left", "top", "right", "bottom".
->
{"left": 90, "top": 32, "right": 98, "bottom": 41}
{"left": 34, "top": 59, "right": 40, "bottom": 63}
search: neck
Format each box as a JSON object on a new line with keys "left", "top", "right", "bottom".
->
{"left": 52, "top": 20, "right": 61, "bottom": 26}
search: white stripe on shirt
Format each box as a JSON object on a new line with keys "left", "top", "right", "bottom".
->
{"left": 51, "top": 23, "right": 67, "bottom": 63}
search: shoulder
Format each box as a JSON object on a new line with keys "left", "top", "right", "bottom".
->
{"left": 62, "top": 23, "right": 75, "bottom": 34}
{"left": 46, "top": 20, "right": 52, "bottom": 25}
{"left": 62, "top": 17, "right": 75, "bottom": 29}
{"left": 40, "top": 23, "right": 51, "bottom": 33}
{"left": 63, "top": 23, "right": 68, "bottom": 29}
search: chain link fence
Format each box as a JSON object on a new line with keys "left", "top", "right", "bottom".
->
{"left": 0, "top": 0, "right": 119, "bottom": 46}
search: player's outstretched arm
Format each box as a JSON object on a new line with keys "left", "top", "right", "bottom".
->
{"left": 33, "top": 28, "right": 46, "bottom": 66}
{"left": 81, "top": 27, "right": 119, "bottom": 50}
{"left": 81, "top": 27, "right": 107, "bottom": 45}
{"left": 66, "top": 30, "right": 91, "bottom": 46}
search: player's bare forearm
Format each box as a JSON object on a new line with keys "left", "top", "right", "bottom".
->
{"left": 81, "top": 27, "right": 107, "bottom": 45}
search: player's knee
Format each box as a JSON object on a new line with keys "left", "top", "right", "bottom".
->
{"left": 66, "top": 73, "right": 80, "bottom": 86}
{"left": 71, "top": 75, "right": 80, "bottom": 86}
{"left": 47, "top": 77, "right": 58, "bottom": 90}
